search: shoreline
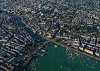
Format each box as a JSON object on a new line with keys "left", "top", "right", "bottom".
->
{"left": 40, "top": 36, "right": 100, "bottom": 60}
{"left": 15, "top": 8, "right": 100, "bottom": 60}
{"left": 11, "top": 9, "right": 100, "bottom": 60}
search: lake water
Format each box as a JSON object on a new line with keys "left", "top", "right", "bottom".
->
{"left": 1, "top": 10, "right": 100, "bottom": 71}
{"left": 25, "top": 43, "right": 100, "bottom": 71}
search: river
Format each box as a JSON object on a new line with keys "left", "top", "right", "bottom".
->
{"left": 1, "top": 10, "right": 100, "bottom": 71}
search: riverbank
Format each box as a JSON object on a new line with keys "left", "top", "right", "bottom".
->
{"left": 23, "top": 20, "right": 100, "bottom": 60}
{"left": 0, "top": 9, "right": 49, "bottom": 71}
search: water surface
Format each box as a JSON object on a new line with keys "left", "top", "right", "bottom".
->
{"left": 26, "top": 43, "right": 100, "bottom": 71}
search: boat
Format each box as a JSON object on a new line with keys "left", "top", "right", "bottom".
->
{"left": 54, "top": 45, "right": 58, "bottom": 48}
